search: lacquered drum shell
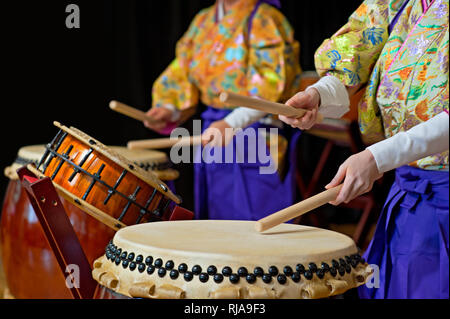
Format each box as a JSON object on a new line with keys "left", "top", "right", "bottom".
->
{"left": 0, "top": 178, "right": 114, "bottom": 299}
{"left": 43, "top": 134, "right": 166, "bottom": 226}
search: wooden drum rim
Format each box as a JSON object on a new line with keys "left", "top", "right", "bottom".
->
{"left": 27, "top": 164, "right": 126, "bottom": 231}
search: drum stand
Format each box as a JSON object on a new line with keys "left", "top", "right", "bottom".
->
{"left": 17, "top": 166, "right": 97, "bottom": 299}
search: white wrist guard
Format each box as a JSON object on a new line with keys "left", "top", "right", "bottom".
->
{"left": 224, "top": 107, "right": 267, "bottom": 129}
{"left": 367, "top": 112, "right": 449, "bottom": 173}
{"left": 307, "top": 75, "right": 350, "bottom": 119}
{"left": 160, "top": 104, "right": 181, "bottom": 122}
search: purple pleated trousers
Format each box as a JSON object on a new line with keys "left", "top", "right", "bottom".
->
{"left": 194, "top": 107, "right": 301, "bottom": 221}
{"left": 358, "top": 165, "right": 449, "bottom": 299}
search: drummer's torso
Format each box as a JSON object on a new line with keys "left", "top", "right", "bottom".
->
{"left": 181, "top": 1, "right": 300, "bottom": 107}
{"left": 363, "top": 0, "right": 449, "bottom": 169}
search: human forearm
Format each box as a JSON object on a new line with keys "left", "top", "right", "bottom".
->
{"left": 367, "top": 112, "right": 449, "bottom": 173}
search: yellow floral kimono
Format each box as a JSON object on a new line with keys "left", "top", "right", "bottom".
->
{"left": 315, "top": 0, "right": 448, "bottom": 170}
{"left": 152, "top": 0, "right": 301, "bottom": 111}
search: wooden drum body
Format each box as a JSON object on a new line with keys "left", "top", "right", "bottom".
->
{"left": 93, "top": 220, "right": 373, "bottom": 299}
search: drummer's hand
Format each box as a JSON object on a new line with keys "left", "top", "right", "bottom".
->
{"left": 144, "top": 107, "right": 173, "bottom": 131}
{"left": 325, "top": 149, "right": 383, "bottom": 205}
{"left": 279, "top": 88, "right": 320, "bottom": 130}
{"left": 201, "top": 120, "right": 234, "bottom": 147}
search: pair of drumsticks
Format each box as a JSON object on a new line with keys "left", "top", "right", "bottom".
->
{"left": 111, "top": 92, "right": 325, "bottom": 149}
{"left": 110, "top": 92, "right": 340, "bottom": 233}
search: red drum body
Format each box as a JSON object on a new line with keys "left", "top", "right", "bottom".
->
{"left": 1, "top": 146, "right": 114, "bottom": 298}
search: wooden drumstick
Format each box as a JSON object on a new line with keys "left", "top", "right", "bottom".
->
{"left": 109, "top": 100, "right": 159, "bottom": 125}
{"left": 128, "top": 135, "right": 202, "bottom": 149}
{"left": 255, "top": 185, "right": 343, "bottom": 232}
{"left": 219, "top": 92, "right": 324, "bottom": 123}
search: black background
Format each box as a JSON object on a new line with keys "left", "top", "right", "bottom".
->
{"left": 1, "top": 0, "right": 362, "bottom": 211}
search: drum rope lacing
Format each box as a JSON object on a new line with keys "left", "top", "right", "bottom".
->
{"left": 105, "top": 241, "right": 366, "bottom": 286}
{"left": 37, "top": 129, "right": 173, "bottom": 224}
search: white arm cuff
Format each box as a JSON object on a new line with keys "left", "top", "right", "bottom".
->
{"left": 367, "top": 112, "right": 449, "bottom": 173}
{"left": 160, "top": 104, "right": 181, "bottom": 122}
{"left": 307, "top": 75, "right": 350, "bottom": 118}
{"left": 224, "top": 107, "right": 267, "bottom": 129}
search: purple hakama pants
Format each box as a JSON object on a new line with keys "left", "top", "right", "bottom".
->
{"left": 358, "top": 165, "right": 449, "bottom": 299}
{"left": 194, "top": 107, "right": 301, "bottom": 221}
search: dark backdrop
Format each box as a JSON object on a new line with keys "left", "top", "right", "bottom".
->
{"left": 1, "top": 0, "right": 361, "bottom": 211}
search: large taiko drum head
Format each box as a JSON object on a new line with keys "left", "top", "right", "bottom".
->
{"left": 93, "top": 220, "right": 372, "bottom": 299}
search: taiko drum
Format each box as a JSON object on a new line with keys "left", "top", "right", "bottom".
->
{"left": 1, "top": 122, "right": 183, "bottom": 298}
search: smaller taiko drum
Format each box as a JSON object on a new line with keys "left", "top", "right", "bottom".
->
{"left": 92, "top": 220, "right": 372, "bottom": 299}
{"left": 30, "top": 121, "right": 184, "bottom": 231}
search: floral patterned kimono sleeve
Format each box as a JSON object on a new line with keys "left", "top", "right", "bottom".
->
{"left": 246, "top": 5, "right": 301, "bottom": 102}
{"left": 151, "top": 12, "right": 203, "bottom": 111}
{"left": 314, "top": 0, "right": 390, "bottom": 87}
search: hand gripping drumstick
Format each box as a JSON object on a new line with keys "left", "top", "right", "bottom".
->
{"left": 109, "top": 100, "right": 159, "bottom": 125}
{"left": 255, "top": 185, "right": 343, "bottom": 232}
{"left": 219, "top": 92, "right": 324, "bottom": 123}
{"left": 127, "top": 136, "right": 202, "bottom": 150}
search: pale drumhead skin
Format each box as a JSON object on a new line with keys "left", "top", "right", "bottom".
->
{"left": 4, "top": 145, "right": 46, "bottom": 180}
{"left": 5, "top": 145, "right": 178, "bottom": 181}
{"left": 109, "top": 146, "right": 178, "bottom": 181}
{"left": 93, "top": 221, "right": 372, "bottom": 299}
{"left": 17, "top": 145, "right": 46, "bottom": 162}
{"left": 120, "top": 220, "right": 356, "bottom": 264}
{"left": 109, "top": 147, "right": 167, "bottom": 164}
{"left": 15, "top": 145, "right": 168, "bottom": 165}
